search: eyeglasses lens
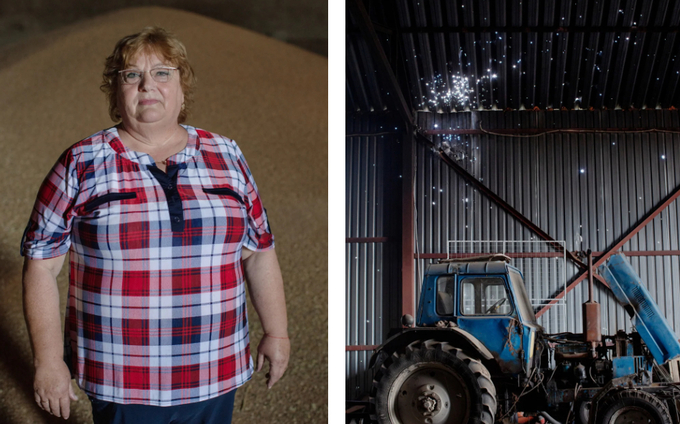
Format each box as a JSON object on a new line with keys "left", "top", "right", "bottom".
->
{"left": 151, "top": 69, "right": 172, "bottom": 83}
{"left": 121, "top": 68, "right": 174, "bottom": 84}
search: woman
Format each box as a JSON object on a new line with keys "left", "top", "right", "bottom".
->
{"left": 21, "top": 27, "right": 289, "bottom": 424}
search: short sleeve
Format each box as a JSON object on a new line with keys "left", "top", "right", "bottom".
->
{"left": 232, "top": 143, "right": 275, "bottom": 251}
{"left": 21, "top": 149, "right": 79, "bottom": 259}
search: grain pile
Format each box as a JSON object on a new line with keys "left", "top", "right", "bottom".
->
{"left": 0, "top": 6, "right": 327, "bottom": 424}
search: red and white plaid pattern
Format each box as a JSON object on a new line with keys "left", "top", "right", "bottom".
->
{"left": 22, "top": 126, "right": 274, "bottom": 405}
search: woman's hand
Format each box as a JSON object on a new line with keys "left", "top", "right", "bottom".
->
{"left": 242, "top": 249, "right": 289, "bottom": 389}
{"left": 23, "top": 255, "right": 75, "bottom": 418}
{"left": 256, "top": 334, "right": 291, "bottom": 389}
{"left": 34, "top": 360, "right": 78, "bottom": 419}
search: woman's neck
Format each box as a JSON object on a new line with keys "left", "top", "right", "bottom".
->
{"left": 118, "top": 121, "right": 182, "bottom": 149}
{"left": 117, "top": 122, "right": 188, "bottom": 172}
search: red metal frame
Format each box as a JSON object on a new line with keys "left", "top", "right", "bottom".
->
{"left": 346, "top": 345, "right": 380, "bottom": 352}
{"left": 402, "top": 134, "right": 416, "bottom": 317}
{"left": 346, "top": 237, "right": 389, "bottom": 243}
{"left": 417, "top": 251, "right": 680, "bottom": 259}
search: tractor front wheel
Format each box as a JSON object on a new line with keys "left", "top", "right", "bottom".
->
{"left": 594, "top": 389, "right": 672, "bottom": 424}
{"left": 372, "top": 340, "right": 496, "bottom": 424}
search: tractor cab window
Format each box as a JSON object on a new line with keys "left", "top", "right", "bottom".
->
{"left": 436, "top": 276, "right": 455, "bottom": 315}
{"left": 460, "top": 277, "right": 512, "bottom": 316}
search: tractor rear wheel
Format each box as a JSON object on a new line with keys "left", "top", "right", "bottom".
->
{"left": 594, "top": 389, "right": 672, "bottom": 424}
{"left": 372, "top": 339, "right": 496, "bottom": 424}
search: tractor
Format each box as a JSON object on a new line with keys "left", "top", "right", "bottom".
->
{"left": 369, "top": 252, "right": 680, "bottom": 424}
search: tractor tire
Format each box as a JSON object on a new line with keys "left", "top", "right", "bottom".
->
{"left": 576, "top": 400, "right": 591, "bottom": 424}
{"left": 594, "top": 389, "right": 672, "bottom": 424}
{"left": 371, "top": 339, "right": 496, "bottom": 424}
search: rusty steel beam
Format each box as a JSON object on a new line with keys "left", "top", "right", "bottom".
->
{"left": 536, "top": 183, "right": 680, "bottom": 318}
{"left": 620, "top": 250, "right": 680, "bottom": 256}
{"left": 419, "top": 250, "right": 680, "bottom": 258}
{"left": 346, "top": 237, "right": 389, "bottom": 243}
{"left": 418, "top": 252, "right": 571, "bottom": 259}
{"left": 346, "top": 345, "right": 380, "bottom": 352}
{"left": 417, "top": 252, "right": 608, "bottom": 287}
{"left": 402, "top": 134, "right": 416, "bottom": 317}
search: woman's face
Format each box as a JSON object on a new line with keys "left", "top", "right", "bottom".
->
{"left": 117, "top": 50, "right": 184, "bottom": 127}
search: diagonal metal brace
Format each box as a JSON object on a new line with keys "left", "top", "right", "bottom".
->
{"left": 536, "top": 182, "right": 680, "bottom": 318}
{"left": 415, "top": 131, "right": 610, "bottom": 288}
{"left": 437, "top": 148, "right": 596, "bottom": 273}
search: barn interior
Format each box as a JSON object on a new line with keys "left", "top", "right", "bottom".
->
{"left": 346, "top": 0, "right": 680, "bottom": 421}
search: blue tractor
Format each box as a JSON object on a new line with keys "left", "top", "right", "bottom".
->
{"left": 369, "top": 253, "right": 680, "bottom": 424}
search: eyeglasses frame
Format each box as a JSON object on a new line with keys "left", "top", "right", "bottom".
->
{"left": 118, "top": 67, "right": 179, "bottom": 85}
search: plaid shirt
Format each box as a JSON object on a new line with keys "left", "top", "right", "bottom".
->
{"left": 22, "top": 125, "right": 274, "bottom": 406}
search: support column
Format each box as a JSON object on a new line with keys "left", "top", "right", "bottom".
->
{"left": 401, "top": 131, "right": 415, "bottom": 318}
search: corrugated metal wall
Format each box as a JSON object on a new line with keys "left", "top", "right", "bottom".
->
{"left": 346, "top": 109, "right": 680, "bottom": 400}
{"left": 346, "top": 115, "right": 402, "bottom": 401}
{"left": 413, "top": 110, "right": 680, "bottom": 337}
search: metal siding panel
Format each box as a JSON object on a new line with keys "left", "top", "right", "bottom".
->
{"left": 566, "top": 32, "right": 585, "bottom": 107}
{"left": 402, "top": 32, "right": 425, "bottom": 111}
{"left": 346, "top": 116, "right": 397, "bottom": 399}
{"left": 487, "top": 132, "right": 498, "bottom": 240}
{"left": 539, "top": 33, "right": 553, "bottom": 109}
{"left": 637, "top": 33, "right": 662, "bottom": 108}
{"left": 620, "top": 32, "right": 646, "bottom": 108}
{"left": 611, "top": 129, "right": 622, "bottom": 246}
{"left": 581, "top": 34, "right": 600, "bottom": 113}
{"left": 660, "top": 34, "right": 680, "bottom": 108}
{"left": 346, "top": 134, "right": 355, "bottom": 238}
{"left": 525, "top": 33, "right": 538, "bottom": 108}
{"left": 434, "top": 134, "right": 443, "bottom": 251}
{"left": 509, "top": 32, "right": 522, "bottom": 109}
{"left": 602, "top": 132, "right": 614, "bottom": 248}
{"left": 553, "top": 33, "right": 569, "bottom": 108}
{"left": 348, "top": 110, "right": 680, "bottom": 402}
{"left": 346, "top": 39, "right": 371, "bottom": 113}
{"left": 496, "top": 32, "right": 508, "bottom": 110}
{"left": 648, "top": 34, "right": 675, "bottom": 109}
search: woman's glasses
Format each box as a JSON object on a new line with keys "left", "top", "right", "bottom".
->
{"left": 118, "top": 67, "right": 178, "bottom": 85}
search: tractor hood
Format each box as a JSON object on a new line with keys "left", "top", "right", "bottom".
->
{"left": 598, "top": 253, "right": 680, "bottom": 365}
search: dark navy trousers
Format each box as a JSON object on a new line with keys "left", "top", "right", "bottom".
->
{"left": 89, "top": 390, "right": 236, "bottom": 424}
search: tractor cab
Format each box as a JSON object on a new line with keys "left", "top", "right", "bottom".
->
{"left": 417, "top": 255, "right": 542, "bottom": 374}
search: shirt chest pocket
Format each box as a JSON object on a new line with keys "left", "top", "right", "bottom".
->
{"left": 76, "top": 191, "right": 141, "bottom": 251}
{"left": 201, "top": 186, "right": 248, "bottom": 245}
{"left": 82, "top": 191, "right": 138, "bottom": 214}
{"left": 202, "top": 186, "right": 245, "bottom": 205}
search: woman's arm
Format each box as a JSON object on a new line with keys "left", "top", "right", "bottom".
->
{"left": 242, "top": 248, "right": 290, "bottom": 388}
{"left": 23, "top": 255, "right": 78, "bottom": 419}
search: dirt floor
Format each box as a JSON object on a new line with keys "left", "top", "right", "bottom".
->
{"left": 0, "top": 7, "right": 327, "bottom": 424}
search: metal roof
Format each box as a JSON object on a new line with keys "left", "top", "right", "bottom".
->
{"left": 347, "top": 0, "right": 680, "bottom": 113}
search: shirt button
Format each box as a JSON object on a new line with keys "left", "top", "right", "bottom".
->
{"left": 172, "top": 216, "right": 181, "bottom": 223}
{"left": 166, "top": 185, "right": 174, "bottom": 190}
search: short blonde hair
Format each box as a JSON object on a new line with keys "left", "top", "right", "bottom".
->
{"left": 101, "top": 27, "right": 197, "bottom": 123}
